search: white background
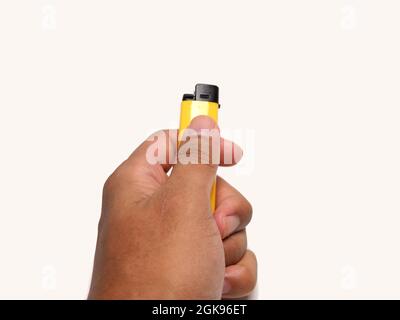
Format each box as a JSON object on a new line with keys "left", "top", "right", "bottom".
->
{"left": 1, "top": 0, "right": 400, "bottom": 299}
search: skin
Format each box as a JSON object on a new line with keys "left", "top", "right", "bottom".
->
{"left": 88, "top": 116, "right": 257, "bottom": 299}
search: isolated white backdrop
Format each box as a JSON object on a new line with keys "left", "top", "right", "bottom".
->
{"left": 1, "top": 0, "right": 400, "bottom": 299}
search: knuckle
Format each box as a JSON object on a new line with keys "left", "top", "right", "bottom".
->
{"left": 242, "top": 197, "right": 253, "bottom": 221}
{"left": 102, "top": 162, "right": 132, "bottom": 194}
{"left": 102, "top": 167, "right": 124, "bottom": 193}
{"left": 240, "top": 229, "right": 248, "bottom": 248}
{"left": 241, "top": 266, "right": 257, "bottom": 294}
{"left": 240, "top": 250, "right": 257, "bottom": 294}
{"left": 224, "top": 231, "right": 248, "bottom": 265}
{"left": 102, "top": 174, "right": 115, "bottom": 194}
{"left": 232, "top": 230, "right": 247, "bottom": 249}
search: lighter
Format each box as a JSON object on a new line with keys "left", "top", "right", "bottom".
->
{"left": 178, "top": 84, "right": 220, "bottom": 213}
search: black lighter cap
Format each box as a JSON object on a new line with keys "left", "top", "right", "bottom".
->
{"left": 182, "top": 84, "right": 220, "bottom": 106}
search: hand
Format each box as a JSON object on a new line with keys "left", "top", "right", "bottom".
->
{"left": 88, "top": 116, "right": 257, "bottom": 299}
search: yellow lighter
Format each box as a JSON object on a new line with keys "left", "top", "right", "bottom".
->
{"left": 178, "top": 84, "right": 220, "bottom": 212}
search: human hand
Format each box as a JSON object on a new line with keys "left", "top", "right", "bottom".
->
{"left": 88, "top": 116, "right": 257, "bottom": 299}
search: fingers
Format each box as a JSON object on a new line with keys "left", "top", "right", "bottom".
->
{"left": 222, "top": 250, "right": 257, "bottom": 299}
{"left": 214, "top": 177, "right": 253, "bottom": 239}
{"left": 120, "top": 116, "right": 243, "bottom": 186}
{"left": 220, "top": 137, "right": 243, "bottom": 167}
{"left": 223, "top": 230, "right": 247, "bottom": 266}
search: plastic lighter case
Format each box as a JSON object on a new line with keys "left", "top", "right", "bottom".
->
{"left": 178, "top": 84, "right": 220, "bottom": 213}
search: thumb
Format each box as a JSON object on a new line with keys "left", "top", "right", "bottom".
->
{"left": 169, "top": 115, "right": 220, "bottom": 195}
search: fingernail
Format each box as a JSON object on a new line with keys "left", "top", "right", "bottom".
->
{"left": 224, "top": 215, "right": 240, "bottom": 238}
{"left": 222, "top": 278, "right": 231, "bottom": 294}
{"left": 189, "top": 115, "right": 217, "bottom": 132}
{"left": 233, "top": 143, "right": 244, "bottom": 163}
